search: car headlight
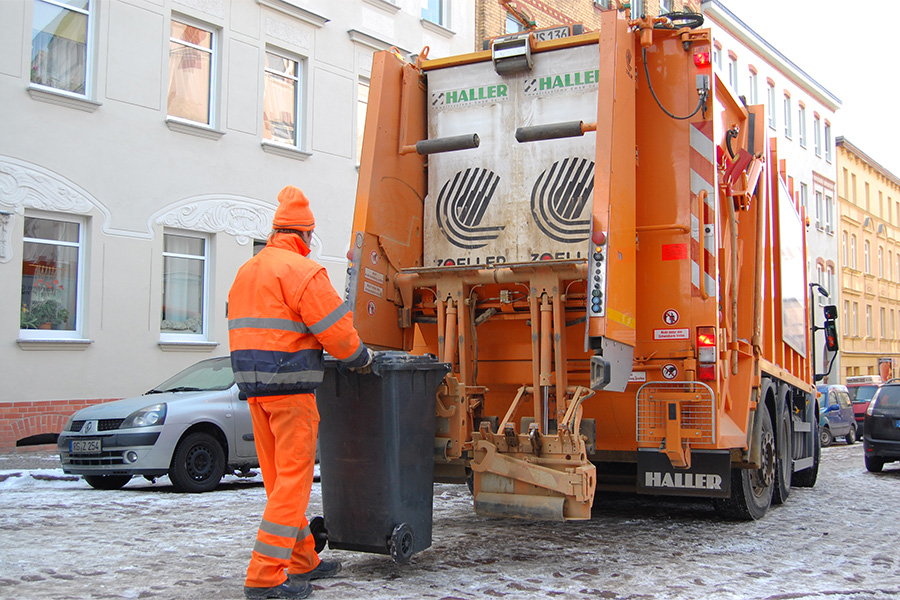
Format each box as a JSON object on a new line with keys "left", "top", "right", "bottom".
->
{"left": 121, "top": 403, "right": 167, "bottom": 428}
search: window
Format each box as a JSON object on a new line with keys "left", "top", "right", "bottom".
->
{"left": 881, "top": 307, "right": 887, "bottom": 338}
{"left": 843, "top": 300, "right": 850, "bottom": 336}
{"left": 505, "top": 14, "right": 523, "bottom": 33}
{"left": 632, "top": 0, "right": 644, "bottom": 17}
{"left": 825, "top": 122, "right": 832, "bottom": 161}
{"left": 825, "top": 194, "right": 833, "bottom": 232}
{"left": 896, "top": 254, "right": 899, "bottom": 281}
{"left": 713, "top": 47, "right": 722, "bottom": 71}
{"left": 864, "top": 240, "right": 871, "bottom": 273}
{"left": 798, "top": 104, "right": 806, "bottom": 147}
{"left": 814, "top": 115, "right": 822, "bottom": 156}
{"left": 20, "top": 216, "right": 83, "bottom": 337}
{"left": 659, "top": 0, "right": 671, "bottom": 12}
{"left": 799, "top": 182, "right": 808, "bottom": 214}
{"left": 827, "top": 265, "right": 835, "bottom": 299}
{"left": 889, "top": 251, "right": 894, "bottom": 281}
{"left": 747, "top": 69, "right": 758, "bottom": 104}
{"left": 421, "top": 0, "right": 448, "bottom": 27}
{"left": 866, "top": 305, "right": 873, "bottom": 338}
{"left": 727, "top": 56, "right": 738, "bottom": 92}
{"left": 852, "top": 302, "right": 859, "bottom": 336}
{"left": 30, "top": 0, "right": 92, "bottom": 96}
{"left": 879, "top": 246, "right": 884, "bottom": 278}
{"left": 263, "top": 50, "right": 303, "bottom": 147}
{"left": 865, "top": 182, "right": 870, "bottom": 211}
{"left": 892, "top": 310, "right": 896, "bottom": 340}
{"left": 356, "top": 79, "right": 369, "bottom": 163}
{"left": 842, "top": 232, "right": 848, "bottom": 266}
{"left": 168, "top": 19, "right": 215, "bottom": 125}
{"left": 814, "top": 190, "right": 823, "bottom": 229}
{"left": 783, "top": 94, "right": 792, "bottom": 138}
{"left": 161, "top": 232, "right": 208, "bottom": 338}
{"left": 850, "top": 234, "right": 857, "bottom": 269}
{"left": 766, "top": 83, "right": 776, "bottom": 129}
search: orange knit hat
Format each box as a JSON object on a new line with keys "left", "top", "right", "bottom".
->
{"left": 272, "top": 185, "right": 315, "bottom": 231}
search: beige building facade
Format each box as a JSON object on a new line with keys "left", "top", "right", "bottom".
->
{"left": 836, "top": 138, "right": 900, "bottom": 382}
{"left": 0, "top": 0, "right": 475, "bottom": 450}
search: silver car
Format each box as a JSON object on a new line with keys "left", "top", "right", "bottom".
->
{"left": 58, "top": 357, "right": 258, "bottom": 492}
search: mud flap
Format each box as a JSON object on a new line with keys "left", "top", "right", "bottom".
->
{"left": 637, "top": 449, "right": 731, "bottom": 498}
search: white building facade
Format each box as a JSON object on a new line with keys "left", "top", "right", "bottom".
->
{"left": 0, "top": 0, "right": 475, "bottom": 449}
{"left": 701, "top": 0, "right": 842, "bottom": 382}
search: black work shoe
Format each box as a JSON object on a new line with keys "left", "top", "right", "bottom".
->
{"left": 288, "top": 559, "right": 342, "bottom": 582}
{"left": 243, "top": 579, "right": 312, "bottom": 599}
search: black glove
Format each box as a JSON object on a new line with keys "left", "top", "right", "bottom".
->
{"left": 350, "top": 347, "right": 374, "bottom": 374}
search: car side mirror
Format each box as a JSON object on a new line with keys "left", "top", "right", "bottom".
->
{"left": 824, "top": 403, "right": 839, "bottom": 412}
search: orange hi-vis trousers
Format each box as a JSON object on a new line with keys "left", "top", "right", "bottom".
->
{"left": 245, "top": 393, "right": 321, "bottom": 588}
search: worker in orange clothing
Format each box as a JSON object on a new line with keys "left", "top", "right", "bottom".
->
{"left": 228, "top": 185, "right": 373, "bottom": 600}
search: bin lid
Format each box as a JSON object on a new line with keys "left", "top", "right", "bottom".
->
{"left": 323, "top": 351, "right": 450, "bottom": 372}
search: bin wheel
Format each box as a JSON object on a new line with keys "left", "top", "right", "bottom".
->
{"left": 309, "top": 516, "right": 328, "bottom": 554}
{"left": 389, "top": 523, "right": 414, "bottom": 564}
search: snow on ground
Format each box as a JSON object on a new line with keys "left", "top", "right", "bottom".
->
{"left": 1, "top": 443, "right": 899, "bottom": 600}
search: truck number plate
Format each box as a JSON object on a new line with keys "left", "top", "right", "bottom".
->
{"left": 531, "top": 26, "right": 571, "bottom": 42}
{"left": 71, "top": 439, "right": 101, "bottom": 454}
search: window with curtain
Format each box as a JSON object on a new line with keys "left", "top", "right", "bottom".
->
{"left": 20, "top": 216, "right": 82, "bottom": 335}
{"left": 263, "top": 50, "right": 302, "bottom": 146}
{"left": 161, "top": 233, "right": 207, "bottom": 336}
{"left": 783, "top": 94, "right": 792, "bottom": 138}
{"left": 798, "top": 104, "right": 806, "bottom": 147}
{"left": 31, "top": 0, "right": 90, "bottom": 95}
{"left": 168, "top": 19, "right": 214, "bottom": 125}
{"left": 767, "top": 83, "right": 776, "bottom": 129}
{"left": 814, "top": 116, "right": 822, "bottom": 156}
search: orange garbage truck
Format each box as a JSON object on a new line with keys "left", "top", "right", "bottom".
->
{"left": 344, "top": 8, "right": 827, "bottom": 521}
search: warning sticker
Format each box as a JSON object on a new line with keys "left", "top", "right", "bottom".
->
{"left": 367, "top": 301, "right": 376, "bottom": 316}
{"left": 654, "top": 328, "right": 690, "bottom": 340}
{"left": 662, "top": 364, "right": 678, "bottom": 380}
{"left": 628, "top": 371, "right": 647, "bottom": 383}
{"left": 364, "top": 268, "right": 385, "bottom": 284}
{"left": 363, "top": 281, "right": 383, "bottom": 298}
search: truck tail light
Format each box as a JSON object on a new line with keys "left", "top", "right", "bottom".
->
{"left": 693, "top": 51, "right": 711, "bottom": 69}
{"left": 697, "top": 326, "right": 717, "bottom": 381}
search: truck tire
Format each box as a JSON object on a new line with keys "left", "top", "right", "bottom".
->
{"left": 713, "top": 408, "right": 775, "bottom": 520}
{"left": 773, "top": 397, "right": 792, "bottom": 505}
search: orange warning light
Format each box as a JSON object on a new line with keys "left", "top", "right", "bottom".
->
{"left": 693, "top": 51, "right": 711, "bottom": 68}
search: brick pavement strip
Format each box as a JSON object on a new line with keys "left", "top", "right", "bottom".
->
{"left": 2, "top": 444, "right": 900, "bottom": 600}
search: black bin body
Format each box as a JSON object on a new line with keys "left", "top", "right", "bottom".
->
{"left": 317, "top": 352, "right": 449, "bottom": 558}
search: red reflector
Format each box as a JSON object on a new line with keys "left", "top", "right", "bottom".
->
{"left": 693, "top": 52, "right": 711, "bottom": 68}
{"left": 698, "top": 364, "right": 716, "bottom": 381}
{"left": 697, "top": 326, "right": 716, "bottom": 347}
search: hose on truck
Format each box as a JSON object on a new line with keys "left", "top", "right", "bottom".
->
{"left": 642, "top": 47, "right": 708, "bottom": 121}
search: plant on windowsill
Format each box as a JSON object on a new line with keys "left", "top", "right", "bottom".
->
{"left": 21, "top": 279, "right": 70, "bottom": 330}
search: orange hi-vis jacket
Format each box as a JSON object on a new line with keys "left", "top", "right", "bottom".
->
{"left": 228, "top": 233, "right": 368, "bottom": 398}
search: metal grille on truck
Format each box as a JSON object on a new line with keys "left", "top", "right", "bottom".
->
{"left": 636, "top": 381, "right": 716, "bottom": 445}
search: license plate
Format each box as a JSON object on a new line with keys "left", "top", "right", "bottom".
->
{"left": 71, "top": 439, "right": 101, "bottom": 454}
{"left": 531, "top": 26, "right": 571, "bottom": 42}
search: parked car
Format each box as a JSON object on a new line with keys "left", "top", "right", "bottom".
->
{"left": 58, "top": 357, "right": 257, "bottom": 492}
{"left": 846, "top": 376, "right": 882, "bottom": 437}
{"left": 816, "top": 384, "right": 857, "bottom": 447}
{"left": 864, "top": 381, "right": 900, "bottom": 472}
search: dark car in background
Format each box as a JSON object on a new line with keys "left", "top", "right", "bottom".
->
{"left": 864, "top": 381, "right": 900, "bottom": 472}
{"left": 846, "top": 376, "right": 882, "bottom": 437}
{"left": 816, "top": 384, "right": 857, "bottom": 447}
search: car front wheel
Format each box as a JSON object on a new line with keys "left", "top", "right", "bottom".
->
{"left": 845, "top": 425, "right": 857, "bottom": 445}
{"left": 84, "top": 474, "right": 132, "bottom": 490}
{"left": 169, "top": 431, "right": 226, "bottom": 493}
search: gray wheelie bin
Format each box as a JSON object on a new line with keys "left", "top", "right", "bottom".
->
{"left": 316, "top": 351, "right": 450, "bottom": 563}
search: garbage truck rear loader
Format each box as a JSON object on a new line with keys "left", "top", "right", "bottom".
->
{"left": 345, "top": 8, "right": 823, "bottom": 521}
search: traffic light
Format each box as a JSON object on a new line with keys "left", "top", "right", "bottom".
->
{"left": 823, "top": 304, "right": 839, "bottom": 352}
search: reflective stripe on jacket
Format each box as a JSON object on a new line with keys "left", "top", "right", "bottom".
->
{"left": 228, "top": 233, "right": 368, "bottom": 397}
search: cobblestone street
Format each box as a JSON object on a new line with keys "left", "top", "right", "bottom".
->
{"left": 1, "top": 443, "right": 898, "bottom": 600}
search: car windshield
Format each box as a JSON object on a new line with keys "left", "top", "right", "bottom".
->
{"left": 874, "top": 386, "right": 900, "bottom": 410}
{"left": 147, "top": 357, "right": 234, "bottom": 393}
{"left": 851, "top": 386, "right": 878, "bottom": 402}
